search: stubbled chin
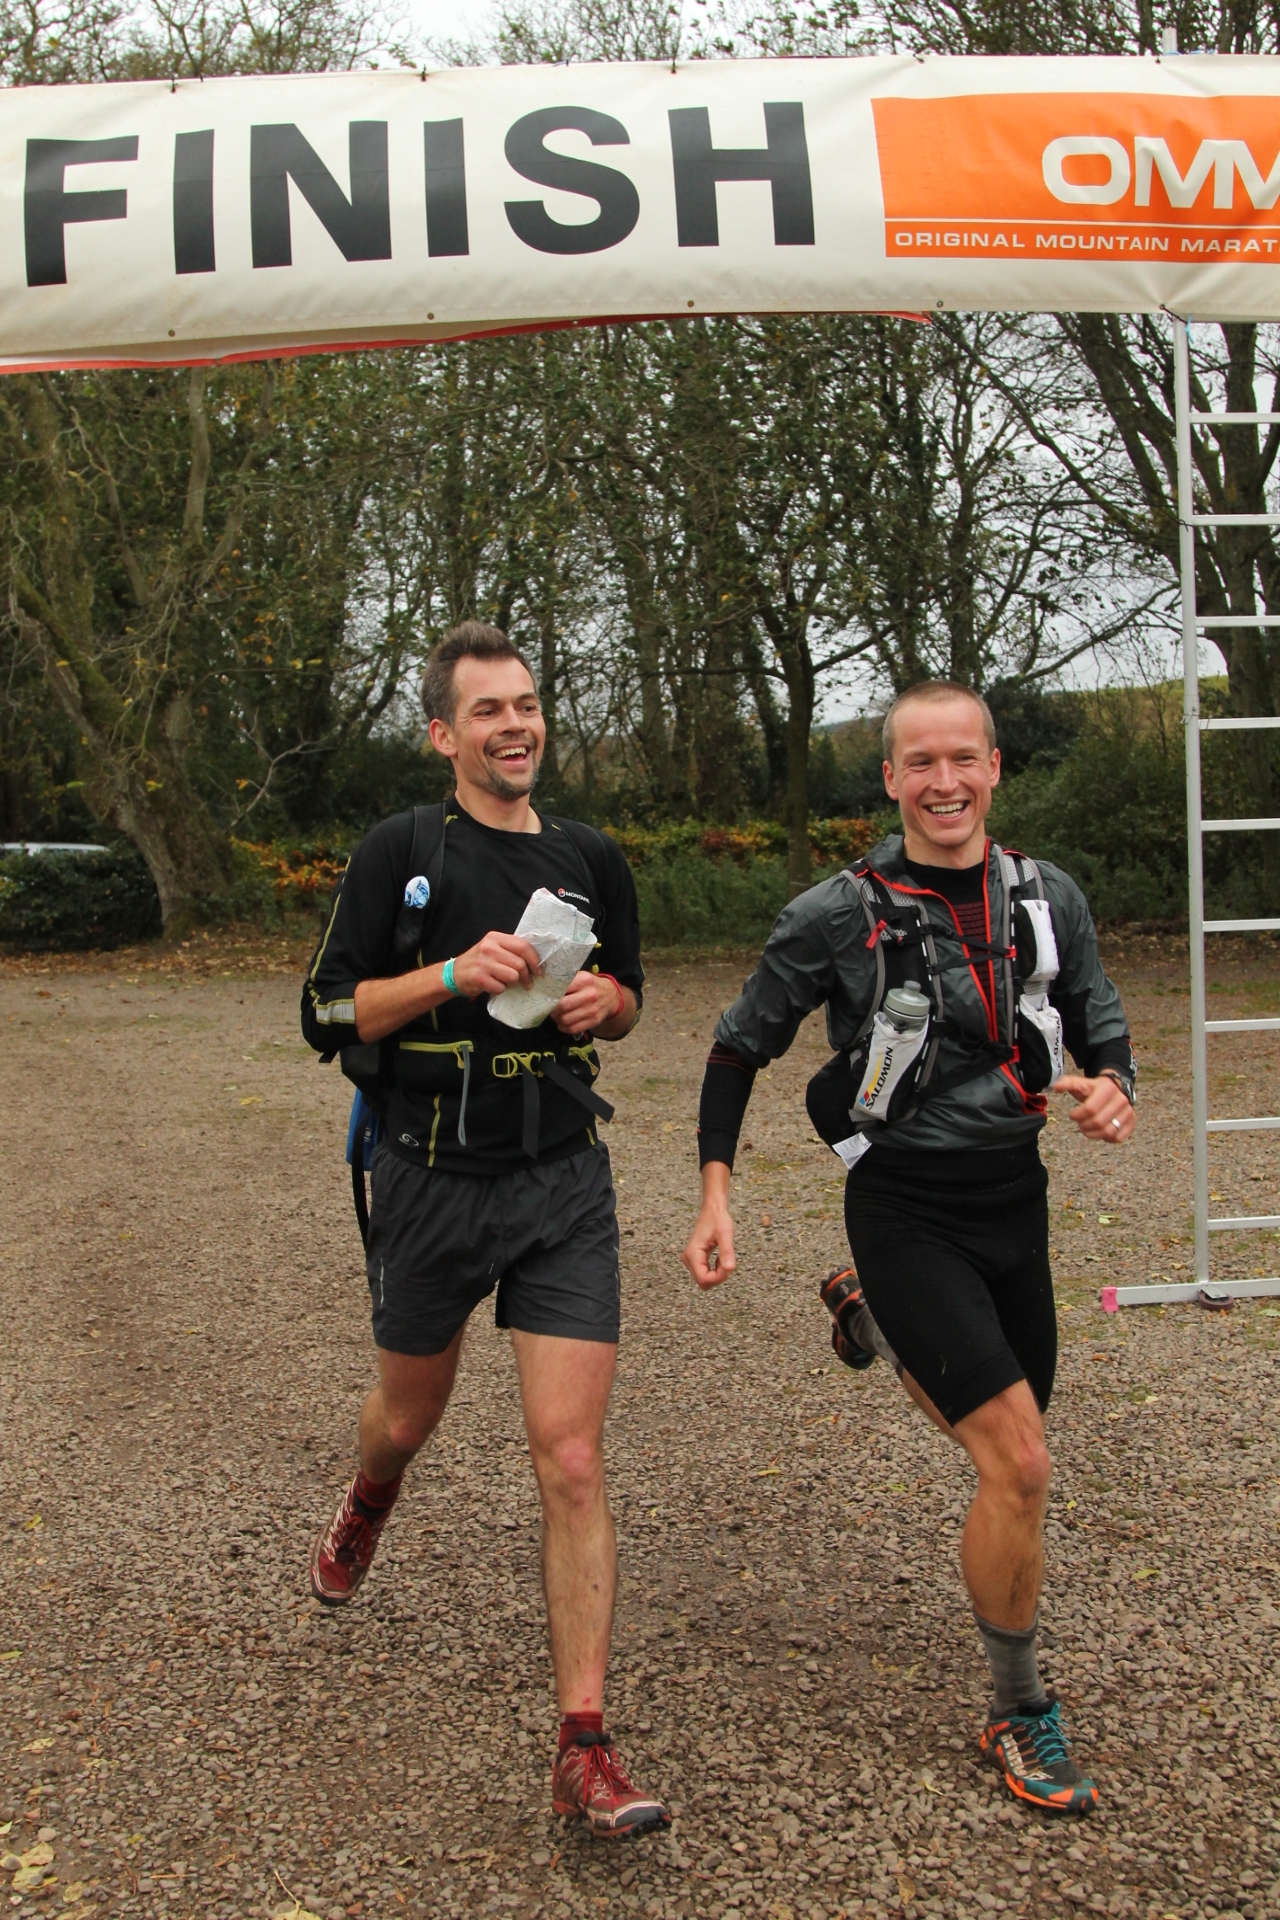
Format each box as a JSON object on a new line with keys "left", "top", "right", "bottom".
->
{"left": 479, "top": 755, "right": 539, "bottom": 799}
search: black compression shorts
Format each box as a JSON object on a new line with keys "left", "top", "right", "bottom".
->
{"left": 365, "top": 1142, "right": 621, "bottom": 1354}
{"left": 844, "top": 1141, "right": 1055, "bottom": 1427}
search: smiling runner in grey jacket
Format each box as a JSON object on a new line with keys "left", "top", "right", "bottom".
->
{"left": 683, "top": 680, "right": 1136, "bottom": 1819}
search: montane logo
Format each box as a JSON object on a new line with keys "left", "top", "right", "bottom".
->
{"left": 558, "top": 887, "right": 590, "bottom": 905}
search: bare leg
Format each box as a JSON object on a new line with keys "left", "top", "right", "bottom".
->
{"left": 358, "top": 1331, "right": 466, "bottom": 1482}
{"left": 512, "top": 1331, "right": 617, "bottom": 1715}
{"left": 900, "top": 1368, "right": 954, "bottom": 1437}
{"left": 952, "top": 1381, "right": 1050, "bottom": 1630}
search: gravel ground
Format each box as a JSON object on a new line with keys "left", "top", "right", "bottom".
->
{"left": 1, "top": 928, "right": 1277, "bottom": 1920}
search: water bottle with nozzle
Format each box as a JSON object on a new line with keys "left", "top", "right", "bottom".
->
{"left": 854, "top": 979, "right": 931, "bottom": 1120}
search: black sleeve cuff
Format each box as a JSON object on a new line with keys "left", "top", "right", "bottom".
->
{"left": 1085, "top": 1035, "right": 1136, "bottom": 1098}
{"left": 697, "top": 1043, "right": 757, "bottom": 1170}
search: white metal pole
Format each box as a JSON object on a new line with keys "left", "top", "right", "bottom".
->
{"left": 1174, "top": 317, "right": 1211, "bottom": 1286}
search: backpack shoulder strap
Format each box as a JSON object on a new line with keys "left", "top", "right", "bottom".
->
{"left": 841, "top": 865, "right": 889, "bottom": 1045}
{"left": 544, "top": 814, "right": 614, "bottom": 937}
{"left": 388, "top": 801, "right": 449, "bottom": 966}
{"left": 408, "top": 800, "right": 448, "bottom": 909}
{"left": 991, "top": 843, "right": 1018, "bottom": 1046}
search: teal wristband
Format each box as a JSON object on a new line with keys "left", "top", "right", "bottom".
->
{"left": 442, "top": 957, "right": 459, "bottom": 995}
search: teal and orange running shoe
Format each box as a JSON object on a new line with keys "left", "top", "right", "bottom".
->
{"left": 979, "top": 1696, "right": 1098, "bottom": 1815}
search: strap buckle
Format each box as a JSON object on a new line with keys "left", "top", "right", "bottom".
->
{"left": 492, "top": 1049, "right": 553, "bottom": 1080}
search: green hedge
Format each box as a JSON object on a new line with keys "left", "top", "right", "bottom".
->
{"left": 634, "top": 853, "right": 796, "bottom": 948}
{"left": 606, "top": 816, "right": 879, "bottom": 869}
{"left": 988, "top": 692, "right": 1272, "bottom": 924}
{"left": 0, "top": 846, "right": 162, "bottom": 950}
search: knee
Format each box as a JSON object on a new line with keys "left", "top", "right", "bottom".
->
{"left": 384, "top": 1411, "right": 433, "bottom": 1458}
{"left": 535, "top": 1432, "right": 604, "bottom": 1511}
{"left": 989, "top": 1436, "right": 1051, "bottom": 1513}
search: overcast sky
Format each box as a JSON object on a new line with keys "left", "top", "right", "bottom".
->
{"left": 401, "top": 0, "right": 497, "bottom": 57}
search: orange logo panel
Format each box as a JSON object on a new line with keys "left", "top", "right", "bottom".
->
{"left": 872, "top": 93, "right": 1280, "bottom": 261}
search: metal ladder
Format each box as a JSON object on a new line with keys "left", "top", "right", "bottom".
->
{"left": 1111, "top": 317, "right": 1280, "bottom": 1307}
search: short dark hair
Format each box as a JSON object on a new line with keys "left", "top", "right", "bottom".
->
{"left": 882, "top": 680, "right": 997, "bottom": 762}
{"left": 420, "top": 622, "right": 535, "bottom": 726}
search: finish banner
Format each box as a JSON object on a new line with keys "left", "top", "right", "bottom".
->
{"left": 4, "top": 53, "right": 1280, "bottom": 370}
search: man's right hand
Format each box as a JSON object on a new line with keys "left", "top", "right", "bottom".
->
{"left": 450, "top": 932, "right": 544, "bottom": 998}
{"left": 681, "top": 1162, "right": 737, "bottom": 1291}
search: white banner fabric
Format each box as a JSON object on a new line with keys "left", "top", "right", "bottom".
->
{"left": 5, "top": 54, "right": 1280, "bottom": 369}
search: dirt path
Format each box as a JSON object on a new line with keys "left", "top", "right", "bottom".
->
{"left": 1, "top": 933, "right": 1277, "bottom": 1920}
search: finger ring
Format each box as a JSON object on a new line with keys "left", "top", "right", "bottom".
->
{"left": 1111, "top": 1117, "right": 1122, "bottom": 1130}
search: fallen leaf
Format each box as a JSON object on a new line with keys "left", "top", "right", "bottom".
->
{"left": 22, "top": 1738, "right": 54, "bottom": 1753}
{"left": 62, "top": 1883, "right": 85, "bottom": 1902}
{"left": 239, "top": 1096, "right": 263, "bottom": 1107}
{"left": 898, "top": 1875, "right": 916, "bottom": 1904}
{"left": 22, "top": 1515, "right": 42, "bottom": 1532}
{"left": 272, "top": 1908, "right": 323, "bottom": 1920}
{"left": 12, "top": 1867, "right": 51, "bottom": 1893}
{"left": 20, "top": 1845, "right": 54, "bottom": 1868}
{"left": 1132, "top": 1567, "right": 1160, "bottom": 1582}
{"left": 0, "top": 1824, "right": 10, "bottom": 1837}
{"left": 0, "top": 1650, "right": 20, "bottom": 1661}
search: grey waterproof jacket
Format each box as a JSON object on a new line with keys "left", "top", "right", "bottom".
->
{"left": 714, "top": 834, "right": 1132, "bottom": 1154}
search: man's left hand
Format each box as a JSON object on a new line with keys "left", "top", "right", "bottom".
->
{"left": 551, "top": 971, "right": 625, "bottom": 1036}
{"left": 1053, "top": 1074, "right": 1135, "bottom": 1143}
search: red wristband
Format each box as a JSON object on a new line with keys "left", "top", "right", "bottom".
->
{"left": 599, "top": 972, "right": 626, "bottom": 1020}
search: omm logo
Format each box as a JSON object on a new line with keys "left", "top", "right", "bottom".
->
{"left": 873, "top": 94, "right": 1280, "bottom": 260}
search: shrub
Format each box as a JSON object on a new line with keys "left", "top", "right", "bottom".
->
{"left": 606, "top": 816, "right": 879, "bottom": 870}
{"left": 229, "top": 819, "right": 889, "bottom": 949}
{"left": 0, "top": 846, "right": 162, "bottom": 950}
{"left": 989, "top": 725, "right": 1186, "bottom": 922}
{"left": 634, "top": 853, "right": 798, "bottom": 948}
{"left": 231, "top": 839, "right": 348, "bottom": 913}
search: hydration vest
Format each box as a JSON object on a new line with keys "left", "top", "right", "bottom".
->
{"left": 303, "top": 801, "right": 619, "bottom": 1245}
{"left": 805, "top": 844, "right": 1063, "bottom": 1164}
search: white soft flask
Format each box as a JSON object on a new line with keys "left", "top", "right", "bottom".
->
{"left": 1017, "top": 898, "right": 1065, "bottom": 1083}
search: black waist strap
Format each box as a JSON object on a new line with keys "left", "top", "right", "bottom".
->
{"left": 513, "top": 1055, "right": 615, "bottom": 1160}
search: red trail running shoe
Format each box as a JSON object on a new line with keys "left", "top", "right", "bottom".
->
{"left": 551, "top": 1731, "right": 671, "bottom": 1838}
{"left": 309, "top": 1475, "right": 394, "bottom": 1606}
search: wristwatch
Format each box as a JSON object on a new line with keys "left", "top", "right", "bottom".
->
{"left": 1098, "top": 1067, "right": 1136, "bottom": 1107}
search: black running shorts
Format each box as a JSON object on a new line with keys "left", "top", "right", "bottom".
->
{"left": 844, "top": 1141, "right": 1055, "bottom": 1428}
{"left": 364, "top": 1142, "right": 621, "bottom": 1355}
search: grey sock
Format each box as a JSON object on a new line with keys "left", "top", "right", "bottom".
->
{"left": 974, "top": 1611, "right": 1047, "bottom": 1717}
{"left": 846, "top": 1298, "right": 903, "bottom": 1374}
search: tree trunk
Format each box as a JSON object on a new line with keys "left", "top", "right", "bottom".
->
{"left": 7, "top": 373, "right": 243, "bottom": 933}
{"left": 738, "top": 624, "right": 788, "bottom": 808}
{"left": 535, "top": 598, "right": 561, "bottom": 805}
{"left": 617, "top": 547, "right": 684, "bottom": 811}
{"left": 778, "top": 633, "right": 816, "bottom": 895}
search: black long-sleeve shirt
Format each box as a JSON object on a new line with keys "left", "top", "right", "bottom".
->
{"left": 305, "top": 799, "right": 644, "bottom": 1173}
